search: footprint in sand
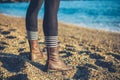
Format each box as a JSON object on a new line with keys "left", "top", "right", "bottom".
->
{"left": 89, "top": 53, "right": 105, "bottom": 60}
{"left": 0, "top": 53, "right": 25, "bottom": 72}
{"left": 0, "top": 42, "right": 8, "bottom": 51}
{"left": 18, "top": 48, "right": 25, "bottom": 52}
{"left": 0, "top": 46, "right": 6, "bottom": 50}
{"left": 60, "top": 51, "right": 73, "bottom": 58}
{"left": 74, "top": 66, "right": 90, "bottom": 79}
{"left": 95, "top": 60, "right": 116, "bottom": 73}
{"left": 19, "top": 41, "right": 26, "bottom": 44}
{"left": 6, "top": 74, "right": 28, "bottom": 80}
{"left": 5, "top": 36, "right": 16, "bottom": 39}
{"left": 0, "top": 41, "right": 9, "bottom": 45}
{"left": 9, "top": 29, "right": 16, "bottom": 32}
{"left": 1, "top": 31, "right": 11, "bottom": 35}
{"left": 106, "top": 52, "right": 120, "bottom": 60}
{"left": 85, "top": 63, "right": 98, "bottom": 70}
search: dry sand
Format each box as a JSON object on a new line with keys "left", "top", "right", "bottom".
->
{"left": 0, "top": 14, "right": 120, "bottom": 80}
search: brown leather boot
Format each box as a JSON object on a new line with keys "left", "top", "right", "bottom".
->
{"left": 28, "top": 40, "right": 44, "bottom": 61}
{"left": 46, "top": 47, "right": 72, "bottom": 72}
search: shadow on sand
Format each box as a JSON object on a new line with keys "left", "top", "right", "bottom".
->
{"left": 0, "top": 52, "right": 45, "bottom": 80}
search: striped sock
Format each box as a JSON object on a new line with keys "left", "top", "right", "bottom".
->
{"left": 27, "top": 30, "right": 38, "bottom": 40}
{"left": 45, "top": 36, "right": 58, "bottom": 47}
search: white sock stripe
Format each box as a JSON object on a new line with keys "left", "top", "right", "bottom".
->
{"left": 46, "top": 42, "right": 58, "bottom": 43}
{"left": 45, "top": 36, "right": 58, "bottom": 37}
{"left": 45, "top": 37, "right": 57, "bottom": 38}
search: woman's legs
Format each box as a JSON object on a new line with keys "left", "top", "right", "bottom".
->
{"left": 26, "top": 0, "right": 72, "bottom": 71}
{"left": 26, "top": 0, "right": 43, "bottom": 40}
{"left": 26, "top": 0, "right": 44, "bottom": 61}
{"left": 43, "top": 0, "right": 59, "bottom": 36}
{"left": 43, "top": 0, "right": 60, "bottom": 47}
{"left": 43, "top": 0, "right": 72, "bottom": 72}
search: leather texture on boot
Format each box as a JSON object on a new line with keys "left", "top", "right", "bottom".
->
{"left": 28, "top": 40, "right": 44, "bottom": 61}
{"left": 46, "top": 47, "right": 72, "bottom": 72}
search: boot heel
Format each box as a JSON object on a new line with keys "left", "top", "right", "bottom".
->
{"left": 47, "top": 69, "right": 68, "bottom": 75}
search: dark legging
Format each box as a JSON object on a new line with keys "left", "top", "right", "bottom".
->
{"left": 26, "top": 0, "right": 60, "bottom": 36}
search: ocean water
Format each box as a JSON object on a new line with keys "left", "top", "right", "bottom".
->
{"left": 0, "top": 1, "right": 120, "bottom": 32}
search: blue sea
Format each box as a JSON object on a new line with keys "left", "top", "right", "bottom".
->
{"left": 0, "top": 1, "right": 120, "bottom": 33}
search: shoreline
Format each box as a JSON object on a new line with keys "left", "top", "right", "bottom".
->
{"left": 59, "top": 21, "right": 120, "bottom": 34}
{"left": 1, "top": 13, "right": 120, "bottom": 34}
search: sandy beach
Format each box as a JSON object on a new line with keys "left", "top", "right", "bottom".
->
{"left": 0, "top": 14, "right": 120, "bottom": 80}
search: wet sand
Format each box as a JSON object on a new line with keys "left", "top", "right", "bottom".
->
{"left": 0, "top": 14, "right": 120, "bottom": 80}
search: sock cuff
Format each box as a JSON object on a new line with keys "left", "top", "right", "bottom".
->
{"left": 45, "top": 36, "right": 58, "bottom": 47}
{"left": 27, "top": 30, "right": 38, "bottom": 40}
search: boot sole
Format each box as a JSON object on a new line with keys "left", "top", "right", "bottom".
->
{"left": 47, "top": 69, "right": 70, "bottom": 75}
{"left": 47, "top": 69, "right": 70, "bottom": 73}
